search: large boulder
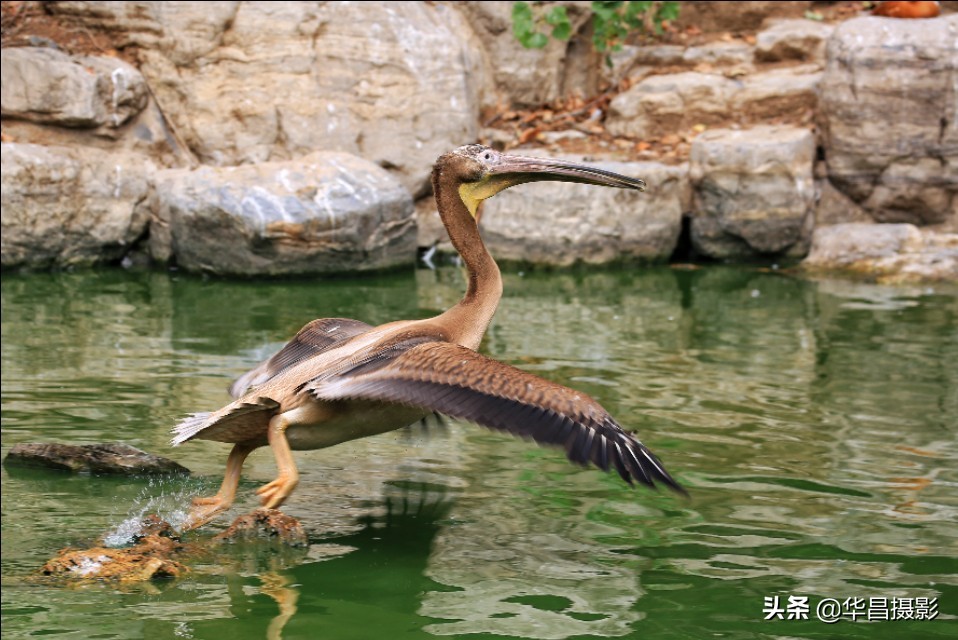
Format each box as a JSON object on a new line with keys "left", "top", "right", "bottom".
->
{"left": 689, "top": 126, "right": 815, "bottom": 259}
{"left": 471, "top": 158, "right": 686, "bottom": 265}
{"left": 818, "top": 15, "right": 958, "bottom": 225}
{"left": 149, "top": 152, "right": 416, "bottom": 276}
{"left": 49, "top": 1, "right": 483, "bottom": 196}
{"left": 802, "top": 223, "right": 958, "bottom": 283}
{"left": 0, "top": 47, "right": 148, "bottom": 130}
{"left": 1, "top": 143, "right": 153, "bottom": 268}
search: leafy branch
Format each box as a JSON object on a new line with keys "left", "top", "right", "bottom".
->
{"left": 513, "top": 1, "right": 680, "bottom": 62}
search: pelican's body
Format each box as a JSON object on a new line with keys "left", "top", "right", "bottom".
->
{"left": 173, "top": 145, "right": 684, "bottom": 530}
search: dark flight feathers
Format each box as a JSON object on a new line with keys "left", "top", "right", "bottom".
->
{"left": 306, "top": 340, "right": 686, "bottom": 494}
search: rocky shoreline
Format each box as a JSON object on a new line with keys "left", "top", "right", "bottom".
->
{"left": 1, "top": 2, "right": 955, "bottom": 283}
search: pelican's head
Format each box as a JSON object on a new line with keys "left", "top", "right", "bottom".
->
{"left": 440, "top": 144, "right": 646, "bottom": 219}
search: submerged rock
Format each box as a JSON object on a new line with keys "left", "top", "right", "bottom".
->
{"left": 4, "top": 443, "right": 190, "bottom": 475}
{"left": 214, "top": 509, "right": 309, "bottom": 547}
{"left": 801, "top": 223, "right": 958, "bottom": 284}
{"left": 39, "top": 516, "right": 187, "bottom": 583}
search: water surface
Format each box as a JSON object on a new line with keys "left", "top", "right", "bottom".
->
{"left": 2, "top": 265, "right": 956, "bottom": 639}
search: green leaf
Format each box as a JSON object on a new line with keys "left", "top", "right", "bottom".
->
{"left": 521, "top": 32, "right": 549, "bottom": 49}
{"left": 545, "top": 5, "right": 568, "bottom": 26}
{"left": 657, "top": 1, "right": 681, "bottom": 22}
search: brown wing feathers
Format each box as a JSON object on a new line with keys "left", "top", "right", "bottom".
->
{"left": 308, "top": 341, "right": 685, "bottom": 494}
{"left": 229, "top": 318, "right": 373, "bottom": 398}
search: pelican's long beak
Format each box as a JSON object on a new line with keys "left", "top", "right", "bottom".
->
{"left": 490, "top": 154, "right": 646, "bottom": 192}
{"left": 459, "top": 154, "right": 645, "bottom": 218}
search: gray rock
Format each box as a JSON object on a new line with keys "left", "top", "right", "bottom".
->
{"left": 1, "top": 47, "right": 148, "bottom": 129}
{"left": 478, "top": 157, "right": 686, "bottom": 266}
{"left": 4, "top": 443, "right": 190, "bottom": 475}
{"left": 690, "top": 126, "right": 815, "bottom": 259}
{"left": 818, "top": 15, "right": 958, "bottom": 225}
{"left": 149, "top": 152, "right": 416, "bottom": 276}
{"left": 607, "top": 72, "right": 738, "bottom": 139}
{"left": 754, "top": 19, "right": 834, "bottom": 63}
{"left": 729, "top": 65, "right": 821, "bottom": 120}
{"left": 1, "top": 143, "right": 152, "bottom": 268}
{"left": 802, "top": 223, "right": 958, "bottom": 283}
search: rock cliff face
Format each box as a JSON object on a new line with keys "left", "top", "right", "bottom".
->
{"left": 1, "top": 2, "right": 955, "bottom": 281}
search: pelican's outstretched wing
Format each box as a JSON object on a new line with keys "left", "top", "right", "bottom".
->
{"left": 229, "top": 318, "right": 373, "bottom": 398}
{"left": 305, "top": 341, "right": 685, "bottom": 494}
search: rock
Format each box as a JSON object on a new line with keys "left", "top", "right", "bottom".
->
{"left": 453, "top": 2, "right": 599, "bottom": 108}
{"left": 802, "top": 223, "right": 958, "bottom": 283}
{"left": 1, "top": 143, "right": 152, "bottom": 268}
{"left": 39, "top": 539, "right": 187, "bottom": 582}
{"left": 729, "top": 65, "right": 821, "bottom": 120}
{"left": 49, "top": 2, "right": 482, "bottom": 196}
{"left": 1, "top": 47, "right": 148, "bottom": 130}
{"left": 416, "top": 196, "right": 449, "bottom": 252}
{"left": 683, "top": 42, "right": 754, "bottom": 67}
{"left": 478, "top": 157, "right": 687, "bottom": 265}
{"left": 689, "top": 126, "right": 815, "bottom": 259}
{"left": 754, "top": 19, "right": 834, "bottom": 63}
{"left": 674, "top": 1, "right": 811, "bottom": 33}
{"left": 3, "top": 443, "right": 190, "bottom": 475}
{"left": 631, "top": 44, "right": 687, "bottom": 67}
{"left": 607, "top": 72, "right": 737, "bottom": 139}
{"left": 818, "top": 15, "right": 958, "bottom": 225}
{"left": 214, "top": 509, "right": 308, "bottom": 547}
{"left": 39, "top": 516, "right": 187, "bottom": 582}
{"left": 149, "top": 152, "right": 415, "bottom": 276}
{"left": 815, "top": 179, "right": 872, "bottom": 226}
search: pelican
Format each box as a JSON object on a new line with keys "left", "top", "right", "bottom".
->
{"left": 172, "top": 144, "right": 686, "bottom": 530}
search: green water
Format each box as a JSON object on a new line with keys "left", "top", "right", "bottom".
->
{"left": 1, "top": 265, "right": 956, "bottom": 639}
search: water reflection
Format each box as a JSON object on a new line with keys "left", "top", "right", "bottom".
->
{"left": 2, "top": 266, "right": 956, "bottom": 639}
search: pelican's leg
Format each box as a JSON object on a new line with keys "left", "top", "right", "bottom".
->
{"left": 256, "top": 414, "right": 300, "bottom": 509}
{"left": 181, "top": 443, "right": 255, "bottom": 531}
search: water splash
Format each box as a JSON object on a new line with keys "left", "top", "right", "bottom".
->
{"left": 103, "top": 476, "right": 208, "bottom": 547}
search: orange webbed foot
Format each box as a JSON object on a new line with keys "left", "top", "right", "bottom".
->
{"left": 255, "top": 475, "right": 299, "bottom": 509}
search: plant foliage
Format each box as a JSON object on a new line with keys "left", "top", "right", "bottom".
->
{"left": 512, "top": 1, "right": 680, "bottom": 61}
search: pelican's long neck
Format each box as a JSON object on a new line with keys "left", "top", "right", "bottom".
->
{"left": 432, "top": 168, "right": 503, "bottom": 349}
